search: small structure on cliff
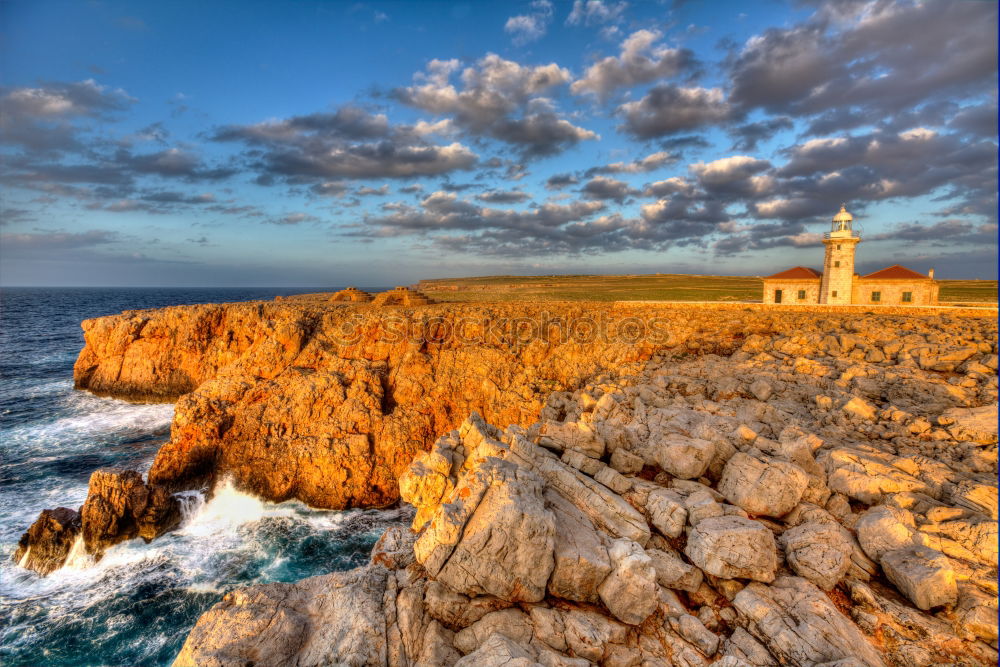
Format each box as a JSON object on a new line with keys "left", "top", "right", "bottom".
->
{"left": 763, "top": 205, "right": 939, "bottom": 306}
{"left": 372, "top": 286, "right": 435, "bottom": 306}
{"left": 329, "top": 286, "right": 373, "bottom": 303}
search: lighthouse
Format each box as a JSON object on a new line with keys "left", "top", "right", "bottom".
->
{"left": 818, "top": 204, "right": 860, "bottom": 305}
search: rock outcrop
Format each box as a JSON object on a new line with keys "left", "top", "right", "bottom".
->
{"left": 81, "top": 468, "right": 181, "bottom": 557}
{"left": 16, "top": 467, "right": 181, "bottom": 571}
{"left": 14, "top": 507, "right": 81, "bottom": 575}
{"left": 174, "top": 300, "right": 999, "bottom": 667}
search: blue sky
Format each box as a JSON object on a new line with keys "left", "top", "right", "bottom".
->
{"left": 1, "top": 0, "right": 996, "bottom": 286}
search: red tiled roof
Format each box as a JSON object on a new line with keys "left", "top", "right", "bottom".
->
{"left": 764, "top": 266, "right": 822, "bottom": 280}
{"left": 861, "top": 264, "right": 931, "bottom": 280}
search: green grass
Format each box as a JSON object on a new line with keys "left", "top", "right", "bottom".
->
{"left": 418, "top": 273, "right": 764, "bottom": 303}
{"left": 417, "top": 274, "right": 998, "bottom": 304}
{"left": 938, "top": 280, "right": 999, "bottom": 304}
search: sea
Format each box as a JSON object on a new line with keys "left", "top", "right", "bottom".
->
{"left": 0, "top": 287, "right": 405, "bottom": 667}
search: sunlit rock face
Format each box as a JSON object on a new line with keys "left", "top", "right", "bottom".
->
{"left": 20, "top": 299, "right": 998, "bottom": 589}
{"left": 70, "top": 300, "right": 765, "bottom": 509}
{"left": 171, "top": 302, "right": 996, "bottom": 666}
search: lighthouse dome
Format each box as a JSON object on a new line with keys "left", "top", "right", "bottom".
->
{"left": 832, "top": 205, "right": 853, "bottom": 224}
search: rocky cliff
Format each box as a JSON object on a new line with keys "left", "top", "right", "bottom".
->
{"left": 16, "top": 301, "right": 998, "bottom": 581}
{"left": 172, "top": 313, "right": 999, "bottom": 666}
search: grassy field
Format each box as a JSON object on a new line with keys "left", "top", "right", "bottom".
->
{"left": 417, "top": 274, "right": 998, "bottom": 304}
{"left": 938, "top": 280, "right": 1000, "bottom": 304}
{"left": 419, "top": 274, "right": 764, "bottom": 303}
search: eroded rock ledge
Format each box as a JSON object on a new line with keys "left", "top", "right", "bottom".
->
{"left": 17, "top": 302, "right": 998, "bottom": 576}
{"left": 173, "top": 313, "right": 997, "bottom": 667}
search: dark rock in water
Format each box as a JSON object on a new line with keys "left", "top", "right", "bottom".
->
{"left": 81, "top": 468, "right": 182, "bottom": 558}
{"left": 16, "top": 468, "right": 182, "bottom": 575}
{"left": 14, "top": 506, "right": 82, "bottom": 575}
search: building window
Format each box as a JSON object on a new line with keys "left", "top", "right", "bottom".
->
{"left": 774, "top": 289, "right": 782, "bottom": 304}
{"left": 902, "top": 291, "right": 912, "bottom": 303}
{"left": 834, "top": 260, "right": 840, "bottom": 268}
{"left": 832, "top": 290, "right": 838, "bottom": 298}
{"left": 871, "top": 291, "right": 881, "bottom": 302}
{"left": 797, "top": 290, "right": 806, "bottom": 300}
{"left": 837, "top": 244, "right": 841, "bottom": 250}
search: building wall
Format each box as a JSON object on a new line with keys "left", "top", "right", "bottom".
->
{"left": 762, "top": 280, "right": 822, "bottom": 304}
{"left": 818, "top": 238, "right": 859, "bottom": 304}
{"left": 851, "top": 279, "right": 938, "bottom": 306}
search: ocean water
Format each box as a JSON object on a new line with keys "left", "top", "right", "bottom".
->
{"left": 0, "top": 288, "right": 406, "bottom": 667}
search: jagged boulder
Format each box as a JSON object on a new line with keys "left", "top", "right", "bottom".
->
{"left": 650, "top": 434, "right": 715, "bottom": 480}
{"left": 80, "top": 468, "right": 181, "bottom": 558}
{"left": 880, "top": 545, "right": 958, "bottom": 610}
{"left": 454, "top": 632, "right": 539, "bottom": 667}
{"left": 545, "top": 489, "right": 611, "bottom": 603}
{"left": 781, "top": 521, "right": 854, "bottom": 590}
{"left": 733, "top": 576, "right": 886, "bottom": 667}
{"left": 597, "top": 539, "right": 658, "bottom": 625}
{"left": 647, "top": 547, "right": 703, "bottom": 592}
{"left": 684, "top": 515, "right": 777, "bottom": 582}
{"left": 172, "top": 565, "right": 393, "bottom": 667}
{"left": 13, "top": 507, "right": 81, "bottom": 575}
{"left": 645, "top": 487, "right": 687, "bottom": 538}
{"left": 415, "top": 457, "right": 555, "bottom": 603}
{"left": 717, "top": 453, "right": 809, "bottom": 518}
{"left": 854, "top": 504, "right": 916, "bottom": 563}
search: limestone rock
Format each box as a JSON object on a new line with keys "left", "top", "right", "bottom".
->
{"left": 563, "top": 608, "right": 629, "bottom": 662}
{"left": 13, "top": 507, "right": 81, "bottom": 575}
{"left": 651, "top": 435, "right": 715, "bottom": 480}
{"left": 81, "top": 468, "right": 180, "bottom": 558}
{"left": 598, "top": 538, "right": 658, "bottom": 625}
{"left": 854, "top": 505, "right": 916, "bottom": 563}
{"left": 545, "top": 489, "right": 612, "bottom": 603}
{"left": 423, "top": 580, "right": 512, "bottom": 631}
{"left": 749, "top": 379, "right": 773, "bottom": 402}
{"left": 684, "top": 515, "right": 777, "bottom": 582}
{"left": 172, "top": 565, "right": 392, "bottom": 667}
{"left": 940, "top": 405, "right": 998, "bottom": 444}
{"left": 781, "top": 521, "right": 853, "bottom": 590}
{"left": 824, "top": 448, "right": 929, "bottom": 505}
{"left": 647, "top": 547, "right": 703, "bottom": 592}
{"left": 722, "top": 627, "right": 777, "bottom": 666}
{"left": 955, "top": 585, "right": 999, "bottom": 643}
{"left": 841, "top": 396, "right": 877, "bottom": 420}
{"left": 685, "top": 489, "right": 724, "bottom": 525}
{"left": 454, "top": 632, "right": 540, "bottom": 666}
{"left": 514, "top": 439, "right": 650, "bottom": 546}
{"left": 370, "top": 524, "right": 417, "bottom": 570}
{"left": 399, "top": 441, "right": 456, "bottom": 531}
{"left": 674, "top": 613, "right": 719, "bottom": 656}
{"left": 609, "top": 448, "right": 644, "bottom": 475}
{"left": 453, "top": 608, "right": 534, "bottom": 655}
{"left": 539, "top": 420, "right": 604, "bottom": 459}
{"left": 717, "top": 453, "right": 808, "bottom": 518}
{"left": 645, "top": 487, "right": 687, "bottom": 538}
{"left": 417, "top": 457, "right": 555, "bottom": 603}
{"left": 880, "top": 545, "right": 958, "bottom": 610}
{"left": 594, "top": 465, "right": 631, "bottom": 495}
{"left": 733, "top": 576, "right": 885, "bottom": 667}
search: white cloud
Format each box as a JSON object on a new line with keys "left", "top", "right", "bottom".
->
{"left": 572, "top": 30, "right": 693, "bottom": 101}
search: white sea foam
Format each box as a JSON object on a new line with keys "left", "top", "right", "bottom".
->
{"left": 62, "top": 536, "right": 92, "bottom": 570}
{"left": 178, "top": 478, "right": 272, "bottom": 537}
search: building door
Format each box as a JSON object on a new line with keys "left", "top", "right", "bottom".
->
{"left": 774, "top": 289, "right": 782, "bottom": 304}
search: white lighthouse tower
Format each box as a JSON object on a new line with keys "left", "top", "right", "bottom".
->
{"left": 819, "top": 204, "right": 860, "bottom": 304}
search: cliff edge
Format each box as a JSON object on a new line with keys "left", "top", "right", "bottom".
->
{"left": 173, "top": 317, "right": 998, "bottom": 665}
{"left": 16, "top": 301, "right": 998, "bottom": 578}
